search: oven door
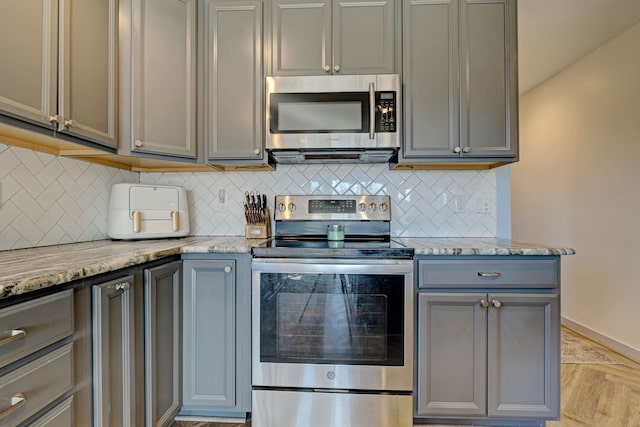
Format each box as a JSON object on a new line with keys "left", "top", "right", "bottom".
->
{"left": 252, "top": 258, "right": 413, "bottom": 392}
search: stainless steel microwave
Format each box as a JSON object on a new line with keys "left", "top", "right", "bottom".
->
{"left": 265, "top": 74, "right": 400, "bottom": 164}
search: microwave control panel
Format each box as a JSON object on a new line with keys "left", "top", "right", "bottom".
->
{"left": 375, "top": 92, "right": 397, "bottom": 133}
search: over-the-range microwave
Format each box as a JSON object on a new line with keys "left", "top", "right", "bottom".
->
{"left": 265, "top": 74, "right": 400, "bottom": 164}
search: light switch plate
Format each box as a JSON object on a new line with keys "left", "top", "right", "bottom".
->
{"left": 474, "top": 197, "right": 491, "bottom": 214}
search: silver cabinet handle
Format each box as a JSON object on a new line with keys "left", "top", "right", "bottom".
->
{"left": 64, "top": 119, "right": 77, "bottom": 128}
{"left": 134, "top": 139, "right": 144, "bottom": 147}
{"left": 478, "top": 272, "right": 501, "bottom": 278}
{"left": 0, "top": 329, "right": 27, "bottom": 347}
{"left": 254, "top": 148, "right": 260, "bottom": 155}
{"left": 333, "top": 65, "right": 340, "bottom": 73}
{"left": 492, "top": 299, "right": 502, "bottom": 308}
{"left": 49, "top": 115, "right": 62, "bottom": 127}
{"left": 479, "top": 299, "right": 490, "bottom": 308}
{"left": 224, "top": 266, "right": 232, "bottom": 273}
{"left": 453, "top": 146, "right": 461, "bottom": 153}
{"left": 0, "top": 393, "right": 26, "bottom": 420}
{"left": 323, "top": 65, "right": 331, "bottom": 72}
{"left": 108, "top": 282, "right": 130, "bottom": 298}
{"left": 369, "top": 82, "right": 375, "bottom": 139}
{"left": 462, "top": 146, "right": 471, "bottom": 153}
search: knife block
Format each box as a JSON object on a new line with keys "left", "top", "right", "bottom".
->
{"left": 245, "top": 208, "right": 271, "bottom": 239}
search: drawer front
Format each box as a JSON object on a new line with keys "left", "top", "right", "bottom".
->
{"left": 0, "top": 290, "right": 73, "bottom": 369}
{"left": 0, "top": 343, "right": 73, "bottom": 426}
{"left": 29, "top": 396, "right": 74, "bottom": 427}
{"left": 418, "top": 259, "right": 559, "bottom": 289}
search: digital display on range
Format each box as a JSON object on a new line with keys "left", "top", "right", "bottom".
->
{"left": 308, "top": 199, "right": 356, "bottom": 214}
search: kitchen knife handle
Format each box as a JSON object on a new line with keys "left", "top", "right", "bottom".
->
{"left": 369, "top": 82, "right": 375, "bottom": 139}
{"left": 171, "top": 211, "right": 180, "bottom": 231}
{"left": 133, "top": 210, "right": 141, "bottom": 233}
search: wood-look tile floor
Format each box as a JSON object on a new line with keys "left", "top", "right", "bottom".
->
{"left": 172, "top": 327, "right": 640, "bottom": 427}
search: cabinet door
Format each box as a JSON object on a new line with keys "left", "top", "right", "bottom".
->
{"left": 487, "top": 293, "right": 560, "bottom": 419}
{"left": 129, "top": 0, "right": 198, "bottom": 158}
{"left": 145, "top": 262, "right": 182, "bottom": 427}
{"left": 202, "top": 0, "right": 263, "bottom": 161}
{"left": 0, "top": 0, "right": 58, "bottom": 127}
{"left": 333, "top": 0, "right": 396, "bottom": 75}
{"left": 183, "top": 260, "right": 236, "bottom": 410}
{"left": 416, "top": 292, "right": 487, "bottom": 417}
{"left": 401, "top": 0, "right": 459, "bottom": 159}
{"left": 269, "top": 0, "right": 331, "bottom": 75}
{"left": 92, "top": 275, "right": 137, "bottom": 426}
{"left": 460, "top": 0, "right": 517, "bottom": 157}
{"left": 58, "top": 0, "right": 117, "bottom": 147}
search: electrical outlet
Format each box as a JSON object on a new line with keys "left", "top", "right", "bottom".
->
{"left": 453, "top": 196, "right": 467, "bottom": 213}
{"left": 474, "top": 197, "right": 491, "bottom": 214}
{"left": 214, "top": 189, "right": 227, "bottom": 211}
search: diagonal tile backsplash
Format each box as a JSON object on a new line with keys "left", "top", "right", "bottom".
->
{"left": 0, "top": 141, "right": 497, "bottom": 252}
{"left": 0, "top": 143, "right": 139, "bottom": 251}
{"left": 141, "top": 164, "right": 497, "bottom": 238}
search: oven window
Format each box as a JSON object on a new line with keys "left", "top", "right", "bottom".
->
{"left": 259, "top": 272, "right": 404, "bottom": 366}
{"left": 270, "top": 92, "right": 369, "bottom": 134}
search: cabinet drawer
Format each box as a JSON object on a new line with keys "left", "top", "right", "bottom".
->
{"left": 28, "top": 396, "right": 73, "bottom": 427}
{"left": 0, "top": 290, "right": 73, "bottom": 369}
{"left": 0, "top": 343, "right": 73, "bottom": 427}
{"left": 417, "top": 259, "right": 558, "bottom": 289}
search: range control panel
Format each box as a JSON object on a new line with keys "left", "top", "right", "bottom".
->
{"left": 275, "top": 195, "right": 391, "bottom": 221}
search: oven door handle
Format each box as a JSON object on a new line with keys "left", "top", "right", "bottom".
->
{"left": 287, "top": 273, "right": 303, "bottom": 281}
{"left": 369, "top": 82, "right": 376, "bottom": 140}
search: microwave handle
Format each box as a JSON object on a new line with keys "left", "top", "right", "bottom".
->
{"left": 369, "top": 82, "right": 375, "bottom": 139}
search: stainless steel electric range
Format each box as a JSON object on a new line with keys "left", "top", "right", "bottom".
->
{"left": 251, "top": 195, "right": 414, "bottom": 427}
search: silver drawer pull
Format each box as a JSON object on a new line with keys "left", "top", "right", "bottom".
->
{"left": 0, "top": 329, "right": 27, "bottom": 347}
{"left": 0, "top": 393, "right": 26, "bottom": 420}
{"left": 108, "top": 282, "right": 130, "bottom": 297}
{"left": 477, "top": 271, "right": 501, "bottom": 278}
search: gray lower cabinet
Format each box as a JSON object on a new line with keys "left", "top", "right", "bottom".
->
{"left": 144, "top": 261, "right": 183, "bottom": 427}
{"left": 0, "top": 290, "right": 74, "bottom": 427}
{"left": 201, "top": 0, "right": 264, "bottom": 163}
{"left": 400, "top": 0, "right": 518, "bottom": 164}
{"left": 182, "top": 255, "right": 251, "bottom": 417}
{"left": 267, "top": 0, "right": 397, "bottom": 76}
{"left": 415, "top": 257, "right": 560, "bottom": 423}
{"left": 92, "top": 274, "right": 144, "bottom": 426}
{"left": 119, "top": 0, "right": 199, "bottom": 159}
{"left": 0, "top": 0, "right": 117, "bottom": 148}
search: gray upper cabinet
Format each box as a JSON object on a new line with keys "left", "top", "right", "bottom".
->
{"left": 267, "top": 0, "right": 397, "bottom": 76}
{"left": 119, "top": 0, "right": 198, "bottom": 159}
{"left": 182, "top": 256, "right": 251, "bottom": 417}
{"left": 400, "top": 0, "right": 517, "bottom": 163}
{"left": 201, "top": 0, "right": 264, "bottom": 162}
{"left": 0, "top": 0, "right": 117, "bottom": 148}
{"left": 144, "top": 262, "right": 183, "bottom": 427}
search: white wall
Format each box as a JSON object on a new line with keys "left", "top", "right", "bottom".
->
{"left": 512, "top": 22, "right": 640, "bottom": 356}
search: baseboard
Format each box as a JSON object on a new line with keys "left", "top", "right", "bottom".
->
{"left": 174, "top": 415, "right": 248, "bottom": 423}
{"left": 562, "top": 316, "right": 640, "bottom": 363}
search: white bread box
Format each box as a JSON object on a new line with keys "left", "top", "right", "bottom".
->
{"left": 107, "top": 183, "right": 189, "bottom": 240}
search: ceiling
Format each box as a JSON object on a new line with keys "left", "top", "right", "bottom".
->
{"left": 517, "top": 0, "right": 640, "bottom": 94}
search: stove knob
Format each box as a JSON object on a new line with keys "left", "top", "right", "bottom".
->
{"left": 368, "top": 203, "right": 377, "bottom": 212}
{"left": 288, "top": 203, "right": 296, "bottom": 212}
{"left": 358, "top": 202, "right": 367, "bottom": 212}
{"left": 379, "top": 202, "right": 388, "bottom": 212}
{"left": 278, "top": 203, "right": 286, "bottom": 212}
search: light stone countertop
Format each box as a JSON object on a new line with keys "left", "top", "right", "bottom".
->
{"left": 0, "top": 236, "right": 573, "bottom": 301}
{"left": 397, "top": 237, "right": 575, "bottom": 256}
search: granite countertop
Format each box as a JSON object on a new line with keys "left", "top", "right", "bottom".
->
{"left": 0, "top": 237, "right": 573, "bottom": 301}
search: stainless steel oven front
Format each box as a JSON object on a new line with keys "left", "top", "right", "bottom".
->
{"left": 251, "top": 257, "right": 414, "bottom": 427}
